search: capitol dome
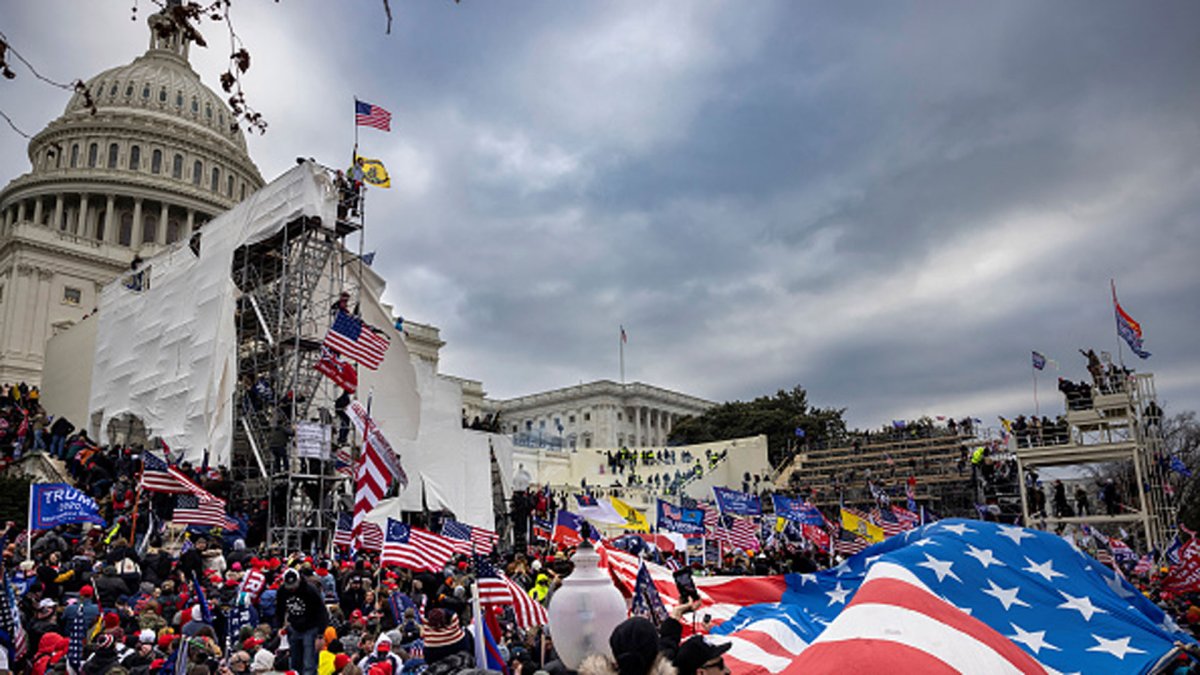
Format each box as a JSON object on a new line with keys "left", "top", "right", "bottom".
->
{"left": 0, "top": 5, "right": 266, "bottom": 384}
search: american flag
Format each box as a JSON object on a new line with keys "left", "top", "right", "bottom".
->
{"left": 0, "top": 565, "right": 27, "bottom": 660}
{"left": 334, "top": 446, "right": 353, "bottom": 478}
{"left": 868, "top": 506, "right": 906, "bottom": 537}
{"left": 314, "top": 345, "right": 358, "bottom": 393}
{"left": 66, "top": 611, "right": 86, "bottom": 672}
{"left": 348, "top": 400, "right": 408, "bottom": 487}
{"left": 173, "top": 494, "right": 234, "bottom": 529}
{"left": 891, "top": 505, "right": 920, "bottom": 529}
{"left": 712, "top": 514, "right": 759, "bottom": 553}
{"left": 833, "top": 526, "right": 870, "bottom": 556}
{"left": 355, "top": 99, "right": 392, "bottom": 131}
{"left": 442, "top": 520, "right": 499, "bottom": 555}
{"left": 1132, "top": 554, "right": 1153, "bottom": 576}
{"left": 472, "top": 555, "right": 549, "bottom": 629}
{"left": 381, "top": 518, "right": 457, "bottom": 572}
{"left": 333, "top": 512, "right": 382, "bottom": 551}
{"left": 472, "top": 556, "right": 513, "bottom": 604}
{"left": 324, "top": 311, "right": 389, "bottom": 370}
{"left": 141, "top": 451, "right": 218, "bottom": 499}
{"left": 352, "top": 404, "right": 401, "bottom": 548}
{"left": 706, "top": 520, "right": 1193, "bottom": 675}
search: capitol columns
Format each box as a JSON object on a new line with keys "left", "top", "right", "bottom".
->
{"left": 158, "top": 201, "right": 169, "bottom": 245}
{"left": 52, "top": 194, "right": 64, "bottom": 231}
{"left": 103, "top": 194, "right": 115, "bottom": 243}
{"left": 16, "top": 200, "right": 26, "bottom": 224}
{"left": 78, "top": 193, "right": 90, "bottom": 237}
{"left": 131, "top": 197, "right": 143, "bottom": 245}
{"left": 186, "top": 208, "right": 195, "bottom": 233}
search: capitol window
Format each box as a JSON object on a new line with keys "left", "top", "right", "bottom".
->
{"left": 70, "top": 144, "right": 79, "bottom": 168}
{"left": 240, "top": 183, "right": 246, "bottom": 200}
{"left": 118, "top": 213, "right": 133, "bottom": 246}
{"left": 211, "top": 167, "right": 220, "bottom": 192}
{"left": 107, "top": 143, "right": 119, "bottom": 169}
{"left": 192, "top": 97, "right": 198, "bottom": 113}
{"left": 63, "top": 287, "right": 82, "bottom": 305}
{"left": 130, "top": 145, "right": 141, "bottom": 171}
{"left": 172, "top": 154, "right": 183, "bottom": 179}
{"left": 584, "top": 412, "right": 591, "bottom": 421}
{"left": 87, "top": 143, "right": 98, "bottom": 168}
{"left": 205, "top": 103, "right": 212, "bottom": 120}
{"left": 143, "top": 214, "right": 158, "bottom": 244}
{"left": 126, "top": 84, "right": 134, "bottom": 97}
{"left": 176, "top": 91, "right": 183, "bottom": 107}
{"left": 227, "top": 175, "right": 234, "bottom": 197}
{"left": 167, "top": 219, "right": 181, "bottom": 243}
{"left": 110, "top": 83, "right": 118, "bottom": 97}
{"left": 142, "top": 84, "right": 150, "bottom": 99}
{"left": 159, "top": 87, "right": 167, "bottom": 103}
{"left": 151, "top": 149, "right": 162, "bottom": 174}
{"left": 193, "top": 160, "right": 202, "bottom": 185}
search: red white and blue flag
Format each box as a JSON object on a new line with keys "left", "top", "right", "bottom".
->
{"left": 381, "top": 519, "right": 457, "bottom": 572}
{"left": 324, "top": 311, "right": 390, "bottom": 370}
{"left": 354, "top": 99, "right": 392, "bottom": 131}
{"left": 442, "top": 520, "right": 499, "bottom": 555}
{"left": 1112, "top": 280, "right": 1151, "bottom": 359}
{"left": 314, "top": 346, "right": 357, "bottom": 393}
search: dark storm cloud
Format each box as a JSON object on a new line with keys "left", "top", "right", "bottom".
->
{"left": 4, "top": 1, "right": 1199, "bottom": 429}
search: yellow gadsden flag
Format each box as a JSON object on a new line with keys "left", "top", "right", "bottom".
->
{"left": 353, "top": 155, "right": 391, "bottom": 188}
{"left": 840, "top": 508, "right": 884, "bottom": 543}
{"left": 610, "top": 496, "right": 649, "bottom": 531}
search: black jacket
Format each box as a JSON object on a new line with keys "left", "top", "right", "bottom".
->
{"left": 276, "top": 579, "right": 328, "bottom": 632}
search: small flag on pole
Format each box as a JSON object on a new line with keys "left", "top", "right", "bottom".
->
{"left": 1112, "top": 280, "right": 1151, "bottom": 359}
{"left": 352, "top": 156, "right": 391, "bottom": 189}
{"left": 355, "top": 99, "right": 392, "bottom": 131}
{"left": 1031, "top": 351, "right": 1047, "bottom": 370}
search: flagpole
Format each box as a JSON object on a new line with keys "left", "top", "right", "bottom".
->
{"left": 1110, "top": 279, "right": 1126, "bottom": 369}
{"left": 619, "top": 326, "right": 625, "bottom": 384}
{"left": 1032, "top": 361, "right": 1039, "bottom": 418}
{"left": 27, "top": 483, "right": 33, "bottom": 562}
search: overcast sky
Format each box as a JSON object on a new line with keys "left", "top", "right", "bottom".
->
{"left": 3, "top": 1, "right": 1199, "bottom": 430}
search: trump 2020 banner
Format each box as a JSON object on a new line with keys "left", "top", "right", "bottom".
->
{"left": 29, "top": 483, "right": 106, "bottom": 529}
{"left": 712, "top": 486, "right": 763, "bottom": 516}
{"left": 657, "top": 499, "right": 705, "bottom": 535}
{"left": 772, "top": 495, "right": 826, "bottom": 526}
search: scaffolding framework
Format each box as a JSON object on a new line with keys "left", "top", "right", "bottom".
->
{"left": 230, "top": 199, "right": 364, "bottom": 551}
{"left": 1015, "top": 372, "right": 1175, "bottom": 554}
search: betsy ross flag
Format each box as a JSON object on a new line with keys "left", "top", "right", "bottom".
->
{"left": 173, "top": 494, "right": 234, "bottom": 529}
{"left": 442, "top": 520, "right": 499, "bottom": 555}
{"left": 1112, "top": 280, "right": 1151, "bottom": 359}
{"left": 325, "top": 311, "right": 390, "bottom": 370}
{"left": 355, "top": 99, "right": 391, "bottom": 131}
{"left": 314, "top": 346, "right": 357, "bottom": 393}
{"left": 381, "top": 519, "right": 457, "bottom": 572}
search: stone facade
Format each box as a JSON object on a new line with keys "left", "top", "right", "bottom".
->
{"left": 487, "top": 380, "right": 715, "bottom": 450}
{"left": 0, "top": 7, "right": 264, "bottom": 385}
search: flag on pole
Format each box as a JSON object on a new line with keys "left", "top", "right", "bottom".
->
{"left": 140, "top": 451, "right": 218, "bottom": 498}
{"left": 381, "top": 519, "right": 457, "bottom": 572}
{"left": 1031, "top": 351, "right": 1047, "bottom": 370}
{"left": 354, "top": 99, "right": 392, "bottom": 131}
{"left": 352, "top": 156, "right": 391, "bottom": 188}
{"left": 172, "top": 494, "right": 233, "bottom": 529}
{"left": 620, "top": 325, "right": 627, "bottom": 343}
{"left": 441, "top": 520, "right": 499, "bottom": 555}
{"left": 324, "top": 311, "right": 390, "bottom": 369}
{"left": 1112, "top": 280, "right": 1151, "bottom": 359}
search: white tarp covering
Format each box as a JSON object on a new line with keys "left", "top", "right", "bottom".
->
{"left": 88, "top": 162, "right": 420, "bottom": 465}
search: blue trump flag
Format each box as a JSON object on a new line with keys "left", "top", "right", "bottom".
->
{"left": 29, "top": 483, "right": 106, "bottom": 529}
{"left": 772, "top": 495, "right": 825, "bottom": 526}
{"left": 712, "top": 486, "right": 762, "bottom": 516}
{"left": 657, "top": 499, "right": 705, "bottom": 535}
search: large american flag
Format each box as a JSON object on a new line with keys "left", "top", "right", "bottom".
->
{"left": 0, "top": 565, "right": 27, "bottom": 660}
{"left": 706, "top": 520, "right": 1194, "bottom": 675}
{"left": 442, "top": 520, "right": 499, "bottom": 555}
{"left": 351, "top": 404, "right": 402, "bottom": 548}
{"left": 381, "top": 519, "right": 457, "bottom": 572}
{"left": 324, "top": 311, "right": 389, "bottom": 370}
{"left": 355, "top": 99, "right": 392, "bottom": 131}
{"left": 173, "top": 494, "right": 234, "bottom": 529}
{"left": 472, "top": 555, "right": 549, "bottom": 629}
{"left": 141, "top": 451, "right": 216, "bottom": 498}
{"left": 333, "top": 512, "right": 382, "bottom": 551}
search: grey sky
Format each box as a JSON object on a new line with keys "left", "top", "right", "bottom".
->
{"left": 3, "top": 1, "right": 1198, "bottom": 430}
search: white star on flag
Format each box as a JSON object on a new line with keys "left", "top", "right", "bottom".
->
{"left": 1022, "top": 557, "right": 1066, "bottom": 582}
{"left": 1057, "top": 591, "right": 1107, "bottom": 622}
{"left": 825, "top": 582, "right": 851, "bottom": 606}
{"left": 1086, "top": 634, "right": 1146, "bottom": 660}
{"left": 916, "top": 553, "right": 961, "bottom": 583}
{"left": 964, "top": 544, "right": 1005, "bottom": 569}
{"left": 1008, "top": 623, "right": 1061, "bottom": 655}
{"left": 938, "top": 522, "right": 975, "bottom": 536}
{"left": 982, "top": 580, "right": 1030, "bottom": 611}
{"left": 997, "top": 524, "right": 1035, "bottom": 545}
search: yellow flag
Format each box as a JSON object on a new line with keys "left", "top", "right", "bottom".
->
{"left": 353, "top": 155, "right": 391, "bottom": 188}
{"left": 775, "top": 517, "right": 787, "bottom": 532}
{"left": 840, "top": 508, "right": 884, "bottom": 543}
{"left": 609, "top": 496, "right": 649, "bottom": 531}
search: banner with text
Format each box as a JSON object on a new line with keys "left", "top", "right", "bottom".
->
{"left": 30, "top": 483, "right": 106, "bottom": 530}
{"left": 657, "top": 499, "right": 705, "bottom": 535}
{"left": 772, "top": 495, "right": 825, "bottom": 526}
{"left": 712, "top": 486, "right": 762, "bottom": 516}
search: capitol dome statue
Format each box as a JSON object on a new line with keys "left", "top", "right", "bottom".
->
{"left": 0, "top": 5, "right": 264, "bottom": 385}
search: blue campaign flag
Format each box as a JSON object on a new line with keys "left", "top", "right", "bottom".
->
{"left": 710, "top": 519, "right": 1196, "bottom": 675}
{"left": 794, "top": 427, "right": 806, "bottom": 438}
{"left": 772, "top": 495, "right": 825, "bottom": 526}
{"left": 657, "top": 499, "right": 705, "bottom": 535}
{"left": 29, "top": 483, "right": 106, "bottom": 529}
{"left": 712, "top": 486, "right": 762, "bottom": 516}
{"left": 631, "top": 562, "right": 668, "bottom": 625}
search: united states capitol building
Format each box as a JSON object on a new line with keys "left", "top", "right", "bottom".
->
{"left": 0, "top": 6, "right": 714, "bottom": 452}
